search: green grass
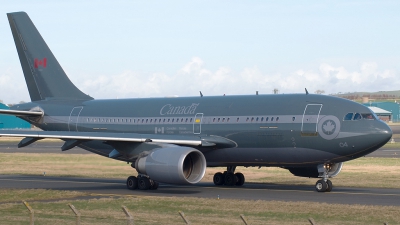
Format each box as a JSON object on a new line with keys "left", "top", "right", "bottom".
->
{"left": 0, "top": 152, "right": 400, "bottom": 189}
{"left": 0, "top": 189, "right": 85, "bottom": 203}
{"left": 0, "top": 195, "right": 399, "bottom": 225}
{"left": 0, "top": 148, "right": 399, "bottom": 224}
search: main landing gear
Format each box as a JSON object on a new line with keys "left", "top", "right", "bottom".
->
{"left": 126, "top": 175, "right": 159, "bottom": 190}
{"left": 315, "top": 164, "right": 333, "bottom": 192}
{"left": 213, "top": 166, "right": 245, "bottom": 186}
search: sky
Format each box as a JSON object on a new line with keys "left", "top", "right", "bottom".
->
{"left": 0, "top": 1, "right": 399, "bottom": 103}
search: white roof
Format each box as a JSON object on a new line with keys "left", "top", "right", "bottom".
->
{"left": 368, "top": 106, "right": 392, "bottom": 114}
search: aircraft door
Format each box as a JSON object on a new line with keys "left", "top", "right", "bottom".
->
{"left": 193, "top": 113, "right": 203, "bottom": 134}
{"left": 301, "top": 104, "right": 322, "bottom": 136}
{"left": 68, "top": 106, "right": 83, "bottom": 131}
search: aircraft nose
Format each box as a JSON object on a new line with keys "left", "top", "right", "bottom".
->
{"left": 375, "top": 121, "right": 392, "bottom": 146}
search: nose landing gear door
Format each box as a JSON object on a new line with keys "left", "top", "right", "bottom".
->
{"left": 301, "top": 104, "right": 322, "bottom": 136}
{"left": 193, "top": 113, "right": 203, "bottom": 134}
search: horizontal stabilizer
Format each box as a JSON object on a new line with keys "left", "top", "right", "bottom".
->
{"left": 0, "top": 109, "right": 43, "bottom": 117}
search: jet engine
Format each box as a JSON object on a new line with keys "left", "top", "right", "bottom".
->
{"left": 287, "top": 162, "right": 343, "bottom": 178}
{"left": 135, "top": 146, "right": 206, "bottom": 185}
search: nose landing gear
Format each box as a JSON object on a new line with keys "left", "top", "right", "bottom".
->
{"left": 315, "top": 164, "right": 334, "bottom": 192}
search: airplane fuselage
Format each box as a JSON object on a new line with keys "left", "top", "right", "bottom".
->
{"left": 14, "top": 94, "right": 391, "bottom": 167}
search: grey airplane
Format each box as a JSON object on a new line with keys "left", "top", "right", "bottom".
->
{"left": 0, "top": 12, "right": 392, "bottom": 192}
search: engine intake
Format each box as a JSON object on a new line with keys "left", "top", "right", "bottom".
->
{"left": 135, "top": 146, "right": 206, "bottom": 185}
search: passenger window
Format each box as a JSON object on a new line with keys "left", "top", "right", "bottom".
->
{"left": 172, "top": 119, "right": 174, "bottom": 122}
{"left": 271, "top": 117, "right": 274, "bottom": 121}
{"left": 190, "top": 118, "right": 193, "bottom": 122}
{"left": 237, "top": 118, "right": 239, "bottom": 122}
{"left": 276, "top": 117, "right": 279, "bottom": 121}
{"left": 266, "top": 117, "right": 269, "bottom": 121}
{"left": 353, "top": 113, "right": 362, "bottom": 120}
{"left": 227, "top": 118, "right": 230, "bottom": 122}
{"left": 362, "top": 113, "right": 375, "bottom": 120}
{"left": 246, "top": 117, "right": 249, "bottom": 122}
{"left": 256, "top": 117, "right": 259, "bottom": 122}
{"left": 251, "top": 117, "right": 254, "bottom": 122}
{"left": 261, "top": 117, "right": 264, "bottom": 122}
{"left": 186, "top": 118, "right": 188, "bottom": 122}
{"left": 218, "top": 118, "right": 220, "bottom": 122}
{"left": 213, "top": 118, "right": 216, "bottom": 122}
{"left": 292, "top": 117, "right": 295, "bottom": 121}
{"left": 344, "top": 113, "right": 353, "bottom": 121}
{"left": 222, "top": 118, "right": 225, "bottom": 122}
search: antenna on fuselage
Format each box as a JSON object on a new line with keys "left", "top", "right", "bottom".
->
{"left": 305, "top": 88, "right": 309, "bottom": 95}
{"left": 200, "top": 91, "right": 203, "bottom": 97}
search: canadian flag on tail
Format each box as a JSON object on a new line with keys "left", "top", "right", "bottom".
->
{"left": 34, "top": 58, "right": 47, "bottom": 68}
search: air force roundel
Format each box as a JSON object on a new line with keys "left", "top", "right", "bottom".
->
{"left": 318, "top": 115, "right": 340, "bottom": 140}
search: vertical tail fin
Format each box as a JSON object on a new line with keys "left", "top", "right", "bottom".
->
{"left": 7, "top": 12, "right": 93, "bottom": 101}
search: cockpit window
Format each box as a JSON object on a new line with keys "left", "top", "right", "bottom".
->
{"left": 353, "top": 113, "right": 362, "bottom": 120}
{"left": 344, "top": 113, "right": 353, "bottom": 121}
{"left": 362, "top": 113, "right": 375, "bottom": 120}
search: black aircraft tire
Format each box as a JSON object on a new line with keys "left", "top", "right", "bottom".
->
{"left": 326, "top": 180, "right": 333, "bottom": 192}
{"left": 224, "top": 172, "right": 237, "bottom": 186}
{"left": 138, "top": 177, "right": 151, "bottom": 190}
{"left": 150, "top": 181, "right": 159, "bottom": 190}
{"left": 213, "top": 172, "right": 225, "bottom": 185}
{"left": 235, "top": 173, "right": 245, "bottom": 186}
{"left": 126, "top": 176, "right": 138, "bottom": 190}
{"left": 315, "top": 180, "right": 328, "bottom": 192}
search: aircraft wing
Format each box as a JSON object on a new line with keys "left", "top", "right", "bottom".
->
{"left": 0, "top": 130, "right": 236, "bottom": 150}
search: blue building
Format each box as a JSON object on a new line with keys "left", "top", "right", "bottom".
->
{"left": 0, "top": 103, "right": 31, "bottom": 129}
{"left": 363, "top": 102, "right": 400, "bottom": 122}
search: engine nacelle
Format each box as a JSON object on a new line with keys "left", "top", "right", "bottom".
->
{"left": 288, "top": 162, "right": 343, "bottom": 178}
{"left": 135, "top": 146, "right": 206, "bottom": 185}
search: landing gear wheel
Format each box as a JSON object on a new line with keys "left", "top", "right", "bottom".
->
{"left": 235, "top": 173, "right": 245, "bottom": 186}
{"left": 213, "top": 172, "right": 225, "bottom": 185}
{"left": 138, "top": 176, "right": 151, "bottom": 190}
{"left": 126, "top": 176, "right": 138, "bottom": 190}
{"left": 315, "top": 180, "right": 327, "bottom": 192}
{"left": 150, "top": 180, "right": 159, "bottom": 190}
{"left": 224, "top": 172, "right": 237, "bottom": 186}
{"left": 326, "top": 180, "right": 333, "bottom": 192}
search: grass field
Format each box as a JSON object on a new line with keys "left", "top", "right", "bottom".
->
{"left": 0, "top": 152, "right": 399, "bottom": 189}
{"left": 0, "top": 191, "right": 399, "bottom": 225}
{"left": 1, "top": 138, "right": 400, "bottom": 224}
